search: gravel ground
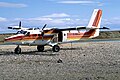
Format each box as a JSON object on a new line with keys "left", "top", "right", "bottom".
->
{"left": 0, "top": 42, "right": 120, "bottom": 80}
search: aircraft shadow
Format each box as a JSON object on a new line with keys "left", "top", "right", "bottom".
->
{"left": 22, "top": 50, "right": 59, "bottom": 56}
{"left": 0, "top": 50, "right": 59, "bottom": 56}
{"left": 60, "top": 47, "right": 82, "bottom": 50}
{"left": 0, "top": 47, "right": 82, "bottom": 56}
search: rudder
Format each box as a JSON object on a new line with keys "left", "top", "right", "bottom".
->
{"left": 87, "top": 9, "right": 102, "bottom": 38}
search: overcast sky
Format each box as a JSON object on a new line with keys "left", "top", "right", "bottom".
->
{"left": 0, "top": 0, "right": 119, "bottom": 32}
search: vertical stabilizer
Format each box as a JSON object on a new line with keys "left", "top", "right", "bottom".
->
{"left": 87, "top": 9, "right": 102, "bottom": 28}
{"left": 87, "top": 9, "right": 102, "bottom": 38}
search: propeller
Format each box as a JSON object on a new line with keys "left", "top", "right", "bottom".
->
{"left": 40, "top": 24, "right": 47, "bottom": 41}
{"left": 8, "top": 21, "right": 22, "bottom": 30}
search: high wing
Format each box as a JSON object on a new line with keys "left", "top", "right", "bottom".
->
{"left": 7, "top": 20, "right": 109, "bottom": 34}
{"left": 51, "top": 26, "right": 109, "bottom": 32}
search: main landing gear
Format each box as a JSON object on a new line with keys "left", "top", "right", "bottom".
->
{"left": 37, "top": 45, "right": 60, "bottom": 52}
{"left": 14, "top": 45, "right": 60, "bottom": 54}
{"left": 52, "top": 45, "right": 60, "bottom": 52}
{"left": 37, "top": 45, "right": 44, "bottom": 52}
{"left": 14, "top": 45, "right": 21, "bottom": 54}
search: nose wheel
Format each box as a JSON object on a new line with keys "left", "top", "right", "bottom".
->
{"left": 14, "top": 45, "right": 21, "bottom": 54}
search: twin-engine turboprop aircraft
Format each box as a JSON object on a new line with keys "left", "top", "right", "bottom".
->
{"left": 3, "top": 9, "right": 109, "bottom": 54}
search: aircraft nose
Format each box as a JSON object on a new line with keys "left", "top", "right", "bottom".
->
{"left": 4, "top": 37, "right": 11, "bottom": 41}
{"left": 4, "top": 35, "right": 23, "bottom": 41}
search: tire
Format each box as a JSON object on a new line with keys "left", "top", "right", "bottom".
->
{"left": 14, "top": 47, "right": 21, "bottom": 54}
{"left": 52, "top": 45, "right": 60, "bottom": 52}
{"left": 37, "top": 45, "right": 44, "bottom": 52}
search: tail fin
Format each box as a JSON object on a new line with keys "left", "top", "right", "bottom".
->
{"left": 88, "top": 9, "right": 102, "bottom": 28}
{"left": 87, "top": 9, "right": 102, "bottom": 38}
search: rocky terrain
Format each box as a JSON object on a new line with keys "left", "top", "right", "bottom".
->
{"left": 0, "top": 42, "right": 120, "bottom": 80}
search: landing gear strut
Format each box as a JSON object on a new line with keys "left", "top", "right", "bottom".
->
{"left": 37, "top": 45, "right": 44, "bottom": 52}
{"left": 14, "top": 45, "right": 21, "bottom": 54}
{"left": 52, "top": 45, "right": 60, "bottom": 52}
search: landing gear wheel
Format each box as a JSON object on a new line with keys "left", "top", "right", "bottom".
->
{"left": 52, "top": 45, "right": 60, "bottom": 52}
{"left": 14, "top": 46, "right": 21, "bottom": 54}
{"left": 37, "top": 45, "right": 44, "bottom": 52}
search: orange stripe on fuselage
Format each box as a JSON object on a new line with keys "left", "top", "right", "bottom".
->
{"left": 5, "top": 34, "right": 54, "bottom": 42}
{"left": 67, "top": 32, "right": 92, "bottom": 40}
{"left": 44, "top": 29, "right": 57, "bottom": 34}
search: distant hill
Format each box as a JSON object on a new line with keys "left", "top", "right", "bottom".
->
{"left": 95, "top": 30, "right": 120, "bottom": 39}
{"left": 0, "top": 33, "right": 15, "bottom": 41}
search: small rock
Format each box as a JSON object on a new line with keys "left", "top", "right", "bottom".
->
{"left": 57, "top": 59, "right": 63, "bottom": 63}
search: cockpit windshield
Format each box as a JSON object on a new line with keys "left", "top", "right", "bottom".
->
{"left": 17, "top": 30, "right": 27, "bottom": 34}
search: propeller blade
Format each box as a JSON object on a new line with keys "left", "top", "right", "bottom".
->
{"left": 19, "top": 21, "right": 22, "bottom": 28}
{"left": 8, "top": 27, "right": 13, "bottom": 29}
{"left": 41, "top": 32, "right": 44, "bottom": 41}
{"left": 42, "top": 24, "right": 47, "bottom": 30}
{"left": 39, "top": 24, "right": 47, "bottom": 41}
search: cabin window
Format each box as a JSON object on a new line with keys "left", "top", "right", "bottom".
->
{"left": 16, "top": 30, "right": 27, "bottom": 34}
{"left": 34, "top": 28, "right": 40, "bottom": 30}
{"left": 33, "top": 34, "right": 37, "bottom": 36}
{"left": 38, "top": 34, "right": 41, "bottom": 36}
{"left": 25, "top": 32, "right": 30, "bottom": 36}
{"left": 28, "top": 28, "right": 33, "bottom": 30}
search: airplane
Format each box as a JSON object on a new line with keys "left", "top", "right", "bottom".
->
{"left": 2, "top": 9, "right": 109, "bottom": 54}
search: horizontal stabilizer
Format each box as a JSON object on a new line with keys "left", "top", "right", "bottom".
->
{"left": 99, "top": 27, "right": 109, "bottom": 29}
{"left": 86, "top": 26, "right": 109, "bottom": 30}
